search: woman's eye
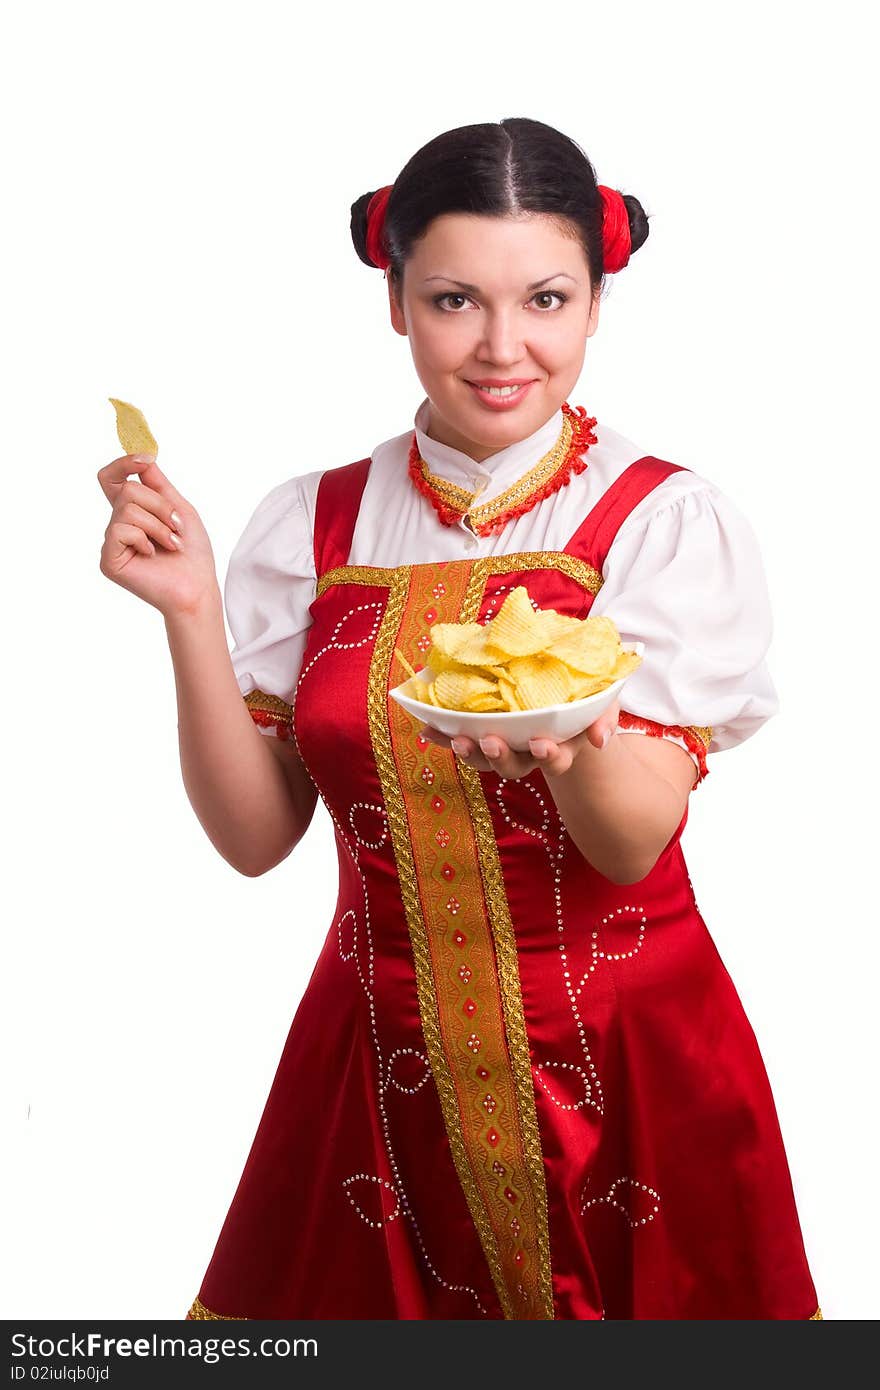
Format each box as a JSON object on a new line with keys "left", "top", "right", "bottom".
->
{"left": 432, "top": 290, "right": 568, "bottom": 312}
{"left": 433, "top": 293, "right": 472, "bottom": 311}
{"left": 532, "top": 291, "right": 568, "bottom": 310}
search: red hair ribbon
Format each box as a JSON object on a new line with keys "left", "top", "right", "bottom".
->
{"left": 597, "top": 184, "right": 632, "bottom": 273}
{"left": 365, "top": 185, "right": 394, "bottom": 271}
{"left": 367, "top": 180, "right": 631, "bottom": 275}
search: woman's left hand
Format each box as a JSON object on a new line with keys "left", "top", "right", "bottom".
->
{"left": 420, "top": 699, "right": 621, "bottom": 779}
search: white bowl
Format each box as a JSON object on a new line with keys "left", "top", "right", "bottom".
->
{"left": 389, "top": 642, "right": 644, "bottom": 752}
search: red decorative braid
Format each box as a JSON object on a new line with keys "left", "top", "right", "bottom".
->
{"left": 408, "top": 402, "right": 598, "bottom": 535}
{"left": 617, "top": 710, "right": 710, "bottom": 786}
{"left": 247, "top": 707, "right": 294, "bottom": 740}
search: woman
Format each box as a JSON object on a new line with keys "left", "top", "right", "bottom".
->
{"left": 98, "top": 117, "right": 822, "bottom": 1320}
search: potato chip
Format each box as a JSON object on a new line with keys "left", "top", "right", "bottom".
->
{"left": 434, "top": 669, "right": 499, "bottom": 710}
{"left": 428, "top": 622, "right": 493, "bottom": 670}
{"left": 567, "top": 671, "right": 610, "bottom": 700}
{"left": 497, "top": 674, "right": 525, "bottom": 711}
{"left": 506, "top": 653, "right": 576, "bottom": 710}
{"left": 393, "top": 584, "right": 642, "bottom": 715}
{"left": 609, "top": 650, "right": 642, "bottom": 682}
{"left": 484, "top": 586, "right": 547, "bottom": 657}
{"left": 109, "top": 397, "right": 158, "bottom": 458}
{"left": 544, "top": 614, "right": 621, "bottom": 677}
{"left": 395, "top": 647, "right": 418, "bottom": 680}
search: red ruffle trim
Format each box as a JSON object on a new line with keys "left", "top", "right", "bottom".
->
{"left": 616, "top": 710, "right": 710, "bottom": 787}
{"left": 247, "top": 707, "right": 295, "bottom": 740}
{"left": 409, "top": 402, "right": 598, "bottom": 536}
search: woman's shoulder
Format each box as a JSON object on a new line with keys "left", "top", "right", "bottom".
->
{"left": 274, "top": 422, "right": 411, "bottom": 516}
{"left": 592, "top": 420, "right": 758, "bottom": 543}
{"left": 229, "top": 469, "right": 323, "bottom": 583}
{"left": 591, "top": 420, "right": 719, "bottom": 503}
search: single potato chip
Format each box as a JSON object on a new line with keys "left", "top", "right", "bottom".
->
{"left": 609, "top": 650, "right": 643, "bottom": 682}
{"left": 506, "top": 653, "right": 575, "bottom": 710}
{"left": 434, "top": 669, "right": 499, "bottom": 711}
{"left": 109, "top": 397, "right": 158, "bottom": 458}
{"left": 544, "top": 615, "right": 621, "bottom": 678}
{"left": 395, "top": 648, "right": 418, "bottom": 680}
{"left": 484, "top": 586, "right": 547, "bottom": 657}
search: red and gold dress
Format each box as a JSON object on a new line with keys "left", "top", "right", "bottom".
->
{"left": 187, "top": 403, "right": 821, "bottom": 1320}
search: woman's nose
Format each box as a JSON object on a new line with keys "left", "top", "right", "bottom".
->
{"left": 476, "top": 311, "right": 525, "bottom": 364}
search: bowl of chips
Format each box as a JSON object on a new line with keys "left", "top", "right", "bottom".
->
{"left": 389, "top": 585, "right": 644, "bottom": 752}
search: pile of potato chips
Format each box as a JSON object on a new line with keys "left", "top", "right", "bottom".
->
{"left": 394, "top": 586, "right": 641, "bottom": 713}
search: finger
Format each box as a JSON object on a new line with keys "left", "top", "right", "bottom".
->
{"left": 110, "top": 477, "right": 184, "bottom": 535}
{"left": 529, "top": 737, "right": 583, "bottom": 777}
{"left": 136, "top": 458, "right": 188, "bottom": 509}
{"left": 104, "top": 522, "right": 156, "bottom": 562}
{"left": 420, "top": 725, "right": 455, "bottom": 749}
{"left": 97, "top": 454, "right": 187, "bottom": 512}
{"left": 529, "top": 737, "right": 563, "bottom": 768}
{"left": 450, "top": 735, "right": 493, "bottom": 770}
{"left": 478, "top": 736, "right": 534, "bottom": 780}
{"left": 96, "top": 453, "right": 160, "bottom": 502}
{"left": 113, "top": 499, "right": 184, "bottom": 551}
{"left": 586, "top": 698, "right": 621, "bottom": 749}
{"left": 115, "top": 488, "right": 184, "bottom": 544}
{"left": 422, "top": 728, "right": 493, "bottom": 771}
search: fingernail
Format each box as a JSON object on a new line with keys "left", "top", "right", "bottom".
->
{"left": 451, "top": 738, "right": 469, "bottom": 757}
{"left": 169, "top": 532, "right": 184, "bottom": 548}
{"left": 480, "top": 738, "right": 501, "bottom": 758}
{"left": 529, "top": 739, "right": 549, "bottom": 758}
{"left": 131, "top": 453, "right": 156, "bottom": 463}
{"left": 601, "top": 726, "right": 616, "bottom": 749}
{"left": 171, "top": 510, "right": 183, "bottom": 532}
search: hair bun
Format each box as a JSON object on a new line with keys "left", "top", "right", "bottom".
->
{"left": 598, "top": 186, "right": 650, "bottom": 274}
{"left": 621, "top": 193, "right": 650, "bottom": 258}
{"left": 350, "top": 190, "right": 381, "bottom": 268}
{"left": 351, "top": 187, "right": 394, "bottom": 270}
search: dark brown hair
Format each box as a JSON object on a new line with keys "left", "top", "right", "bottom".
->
{"left": 350, "top": 117, "right": 649, "bottom": 295}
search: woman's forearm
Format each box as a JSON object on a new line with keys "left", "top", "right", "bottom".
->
{"left": 164, "top": 589, "right": 308, "bottom": 876}
{"left": 542, "top": 732, "right": 685, "bottom": 884}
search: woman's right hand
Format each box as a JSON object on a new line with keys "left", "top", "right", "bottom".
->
{"left": 97, "top": 452, "right": 219, "bottom": 619}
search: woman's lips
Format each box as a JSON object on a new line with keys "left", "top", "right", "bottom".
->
{"left": 465, "top": 380, "right": 536, "bottom": 410}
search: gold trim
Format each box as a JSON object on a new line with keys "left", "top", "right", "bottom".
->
{"left": 368, "top": 563, "right": 554, "bottom": 1319}
{"left": 810, "top": 1307, "right": 824, "bottom": 1319}
{"left": 187, "top": 1295, "right": 246, "bottom": 1320}
{"left": 315, "top": 552, "right": 604, "bottom": 602}
{"left": 458, "top": 562, "right": 556, "bottom": 1318}
{"left": 688, "top": 725, "right": 713, "bottom": 750}
{"left": 419, "top": 414, "right": 575, "bottom": 529}
{"left": 243, "top": 688, "right": 294, "bottom": 723}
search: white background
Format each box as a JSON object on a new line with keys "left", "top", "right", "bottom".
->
{"left": 3, "top": 0, "right": 876, "bottom": 1321}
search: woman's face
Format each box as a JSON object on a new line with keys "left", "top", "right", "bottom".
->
{"left": 388, "top": 212, "right": 599, "bottom": 462}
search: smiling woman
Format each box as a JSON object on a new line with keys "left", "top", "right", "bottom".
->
{"left": 170, "top": 117, "right": 822, "bottom": 1322}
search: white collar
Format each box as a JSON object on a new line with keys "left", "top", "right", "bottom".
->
{"left": 413, "top": 396, "right": 566, "bottom": 506}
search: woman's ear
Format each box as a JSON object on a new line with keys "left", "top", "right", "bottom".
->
{"left": 388, "top": 274, "right": 408, "bottom": 337}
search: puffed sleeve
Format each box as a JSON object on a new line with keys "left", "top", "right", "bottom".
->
{"left": 589, "top": 483, "right": 780, "bottom": 788}
{"left": 223, "top": 476, "right": 316, "bottom": 741}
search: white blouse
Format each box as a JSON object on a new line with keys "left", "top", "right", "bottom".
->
{"left": 224, "top": 397, "right": 779, "bottom": 780}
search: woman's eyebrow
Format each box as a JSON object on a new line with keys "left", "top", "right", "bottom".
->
{"left": 422, "top": 272, "right": 579, "bottom": 292}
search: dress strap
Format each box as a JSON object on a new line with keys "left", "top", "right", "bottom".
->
{"left": 312, "top": 456, "right": 372, "bottom": 579}
{"left": 564, "top": 456, "right": 689, "bottom": 572}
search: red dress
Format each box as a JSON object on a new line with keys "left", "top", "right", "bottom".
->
{"left": 187, "top": 453, "right": 822, "bottom": 1320}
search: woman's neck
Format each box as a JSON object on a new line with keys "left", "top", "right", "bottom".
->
{"left": 424, "top": 403, "right": 519, "bottom": 463}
